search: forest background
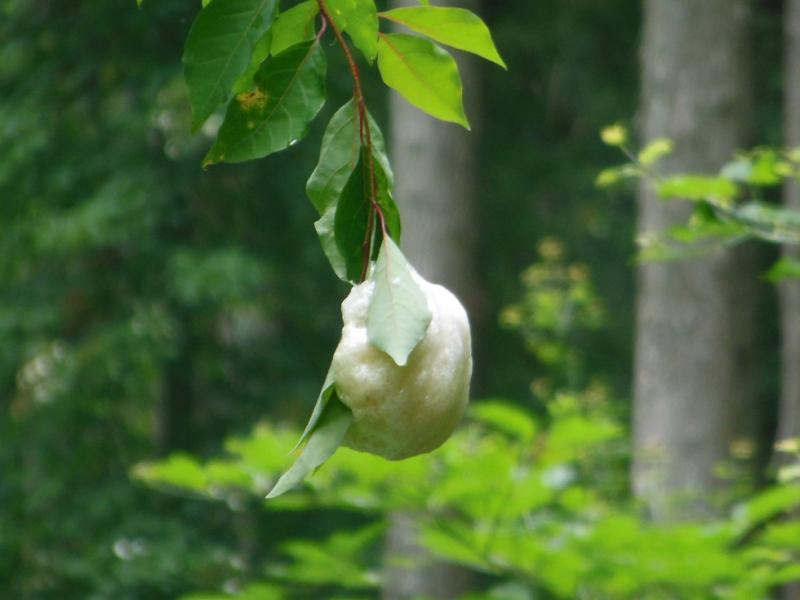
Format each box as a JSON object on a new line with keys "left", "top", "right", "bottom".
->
{"left": 3, "top": 0, "right": 800, "bottom": 598}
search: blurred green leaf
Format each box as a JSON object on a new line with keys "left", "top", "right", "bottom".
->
{"left": 638, "top": 137, "right": 672, "bottom": 166}
{"left": 766, "top": 257, "right": 800, "bottom": 283}
{"left": 656, "top": 175, "right": 738, "bottom": 203}
{"left": 470, "top": 400, "right": 537, "bottom": 442}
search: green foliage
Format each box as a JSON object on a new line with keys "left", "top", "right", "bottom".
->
{"left": 599, "top": 127, "right": 800, "bottom": 265}
{"left": 500, "top": 237, "right": 605, "bottom": 391}
{"left": 138, "top": 394, "right": 800, "bottom": 598}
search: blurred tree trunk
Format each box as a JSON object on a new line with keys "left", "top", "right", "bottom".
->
{"left": 632, "top": 0, "right": 756, "bottom": 520}
{"left": 781, "top": 4, "right": 800, "bottom": 599}
{"left": 780, "top": 0, "right": 800, "bottom": 449}
{"left": 381, "top": 1, "right": 480, "bottom": 597}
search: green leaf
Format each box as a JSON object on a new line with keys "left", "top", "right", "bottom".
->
{"left": 326, "top": 0, "right": 379, "bottom": 62}
{"left": 270, "top": 0, "right": 319, "bottom": 56}
{"left": 132, "top": 454, "right": 207, "bottom": 492}
{"left": 375, "top": 165, "right": 401, "bottom": 244}
{"left": 309, "top": 101, "right": 396, "bottom": 280}
{"left": 379, "top": 6, "right": 506, "bottom": 68}
{"left": 656, "top": 175, "right": 738, "bottom": 203}
{"left": 334, "top": 152, "right": 373, "bottom": 282}
{"left": 377, "top": 33, "right": 468, "bottom": 128}
{"left": 183, "top": 0, "right": 279, "bottom": 130}
{"left": 205, "top": 40, "right": 326, "bottom": 165}
{"left": 267, "top": 395, "right": 352, "bottom": 499}
{"left": 233, "top": 29, "right": 273, "bottom": 94}
{"left": 307, "top": 99, "right": 393, "bottom": 215}
{"left": 315, "top": 207, "right": 348, "bottom": 280}
{"left": 766, "top": 257, "right": 800, "bottom": 283}
{"left": 471, "top": 400, "right": 537, "bottom": 442}
{"left": 367, "top": 236, "right": 432, "bottom": 366}
{"left": 294, "top": 363, "right": 336, "bottom": 451}
{"left": 638, "top": 138, "right": 673, "bottom": 166}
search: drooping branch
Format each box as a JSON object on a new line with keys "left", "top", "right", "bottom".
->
{"left": 317, "top": 0, "right": 388, "bottom": 281}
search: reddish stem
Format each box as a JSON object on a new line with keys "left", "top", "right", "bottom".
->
{"left": 317, "top": 0, "right": 388, "bottom": 280}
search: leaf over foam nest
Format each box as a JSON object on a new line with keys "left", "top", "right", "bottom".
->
{"left": 367, "top": 236, "right": 432, "bottom": 366}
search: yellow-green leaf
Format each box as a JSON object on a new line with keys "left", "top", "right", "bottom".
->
{"left": 379, "top": 6, "right": 506, "bottom": 68}
{"left": 377, "top": 33, "right": 468, "bottom": 128}
{"left": 326, "top": 0, "right": 379, "bottom": 62}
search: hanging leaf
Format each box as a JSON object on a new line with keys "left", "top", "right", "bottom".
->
{"left": 367, "top": 236, "right": 432, "bottom": 366}
{"left": 294, "top": 364, "right": 336, "bottom": 450}
{"left": 270, "top": 0, "right": 319, "bottom": 56}
{"left": 307, "top": 99, "right": 392, "bottom": 215}
{"left": 309, "top": 101, "right": 396, "bottom": 280}
{"left": 326, "top": 0, "right": 379, "bottom": 62}
{"left": 266, "top": 395, "right": 352, "bottom": 499}
{"left": 319, "top": 150, "right": 399, "bottom": 281}
{"left": 374, "top": 162, "right": 401, "bottom": 244}
{"left": 314, "top": 207, "right": 349, "bottom": 280}
{"left": 377, "top": 33, "right": 468, "bottom": 128}
{"left": 205, "top": 40, "right": 327, "bottom": 165}
{"left": 378, "top": 6, "right": 506, "bottom": 68}
{"left": 183, "top": 0, "right": 279, "bottom": 130}
{"left": 334, "top": 152, "right": 373, "bottom": 282}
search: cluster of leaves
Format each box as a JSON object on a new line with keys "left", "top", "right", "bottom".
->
{"left": 135, "top": 394, "right": 800, "bottom": 599}
{"left": 597, "top": 124, "right": 800, "bottom": 274}
{"left": 500, "top": 236, "right": 605, "bottom": 392}
{"left": 174, "top": 0, "right": 505, "bottom": 495}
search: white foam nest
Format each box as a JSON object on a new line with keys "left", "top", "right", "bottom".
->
{"left": 331, "top": 273, "right": 472, "bottom": 460}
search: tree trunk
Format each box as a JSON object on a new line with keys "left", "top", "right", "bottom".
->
{"left": 632, "top": 0, "right": 755, "bottom": 520}
{"left": 381, "top": 1, "right": 480, "bottom": 597}
{"left": 781, "top": 4, "right": 800, "bottom": 599}
{"left": 780, "top": 0, "right": 800, "bottom": 449}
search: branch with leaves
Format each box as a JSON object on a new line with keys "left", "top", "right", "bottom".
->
{"left": 598, "top": 124, "right": 800, "bottom": 274}
{"left": 169, "top": 0, "right": 505, "bottom": 496}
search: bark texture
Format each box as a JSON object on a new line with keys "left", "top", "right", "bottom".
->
{"left": 381, "top": 1, "right": 480, "bottom": 597}
{"left": 632, "top": 0, "right": 755, "bottom": 520}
